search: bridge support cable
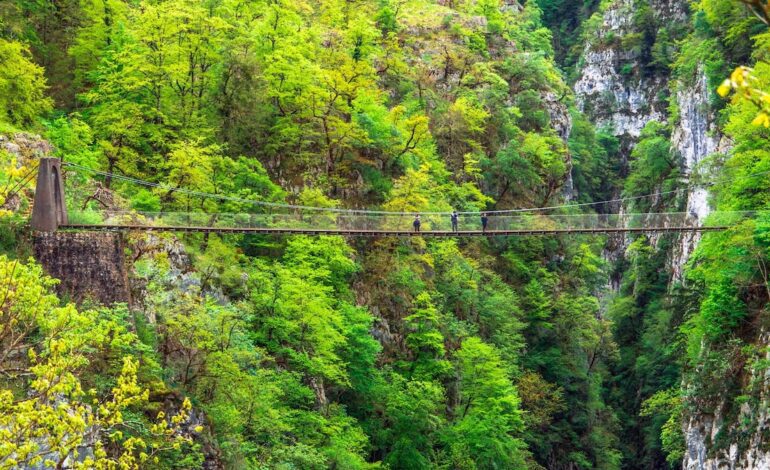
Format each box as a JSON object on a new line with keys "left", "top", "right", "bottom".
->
{"left": 60, "top": 161, "right": 770, "bottom": 216}
{"left": 0, "top": 162, "right": 39, "bottom": 203}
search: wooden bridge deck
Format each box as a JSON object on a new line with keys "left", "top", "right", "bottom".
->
{"left": 60, "top": 224, "right": 730, "bottom": 236}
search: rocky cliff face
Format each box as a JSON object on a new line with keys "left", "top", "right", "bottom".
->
{"left": 669, "top": 69, "right": 732, "bottom": 280}
{"left": 574, "top": 0, "right": 721, "bottom": 283}
{"left": 574, "top": 2, "right": 770, "bottom": 468}
{"left": 584, "top": 18, "right": 768, "bottom": 468}
{"left": 0, "top": 133, "right": 53, "bottom": 163}
{"left": 574, "top": 0, "right": 686, "bottom": 162}
{"left": 683, "top": 331, "right": 770, "bottom": 470}
{"left": 543, "top": 90, "right": 575, "bottom": 198}
{"left": 574, "top": 0, "right": 690, "bottom": 290}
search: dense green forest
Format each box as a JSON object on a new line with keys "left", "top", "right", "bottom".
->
{"left": 0, "top": 0, "right": 769, "bottom": 468}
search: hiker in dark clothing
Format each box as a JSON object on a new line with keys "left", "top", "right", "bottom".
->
{"left": 481, "top": 213, "right": 488, "bottom": 232}
{"left": 450, "top": 211, "right": 459, "bottom": 232}
{"left": 413, "top": 214, "right": 421, "bottom": 232}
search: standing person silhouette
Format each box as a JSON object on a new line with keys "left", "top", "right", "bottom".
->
{"left": 481, "top": 212, "right": 488, "bottom": 233}
{"left": 450, "top": 211, "right": 459, "bottom": 232}
{"left": 413, "top": 214, "right": 421, "bottom": 232}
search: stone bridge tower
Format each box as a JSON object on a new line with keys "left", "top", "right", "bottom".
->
{"left": 30, "top": 157, "right": 68, "bottom": 231}
{"left": 29, "top": 158, "right": 130, "bottom": 305}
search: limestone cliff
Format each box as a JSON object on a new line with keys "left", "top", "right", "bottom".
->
{"left": 573, "top": 0, "right": 721, "bottom": 284}
{"left": 575, "top": 0, "right": 686, "bottom": 162}
{"left": 683, "top": 329, "right": 770, "bottom": 469}
{"left": 574, "top": 0, "right": 691, "bottom": 290}
{"left": 574, "top": 1, "right": 769, "bottom": 468}
{"left": 669, "top": 69, "right": 731, "bottom": 280}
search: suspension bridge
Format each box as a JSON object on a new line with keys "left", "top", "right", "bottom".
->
{"left": 20, "top": 158, "right": 760, "bottom": 237}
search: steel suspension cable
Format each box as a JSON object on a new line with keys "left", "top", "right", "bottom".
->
{"left": 0, "top": 163, "right": 39, "bottom": 203}
{"left": 63, "top": 162, "right": 400, "bottom": 214}
{"left": 62, "top": 161, "right": 770, "bottom": 216}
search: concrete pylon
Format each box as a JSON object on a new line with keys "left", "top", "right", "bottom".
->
{"left": 30, "top": 158, "right": 68, "bottom": 232}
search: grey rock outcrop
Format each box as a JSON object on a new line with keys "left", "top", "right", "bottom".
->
{"left": 683, "top": 332, "right": 770, "bottom": 469}
{"left": 669, "top": 69, "right": 732, "bottom": 280}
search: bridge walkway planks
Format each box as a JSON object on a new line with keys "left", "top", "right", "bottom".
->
{"left": 59, "top": 224, "right": 730, "bottom": 236}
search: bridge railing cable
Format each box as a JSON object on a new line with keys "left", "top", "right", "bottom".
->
{"left": 63, "top": 210, "right": 765, "bottom": 233}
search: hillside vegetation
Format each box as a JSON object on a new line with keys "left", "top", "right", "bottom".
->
{"left": 0, "top": 0, "right": 769, "bottom": 468}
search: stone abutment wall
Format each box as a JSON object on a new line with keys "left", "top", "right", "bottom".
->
{"left": 33, "top": 231, "right": 131, "bottom": 306}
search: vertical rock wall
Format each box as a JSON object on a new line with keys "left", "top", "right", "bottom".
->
{"left": 574, "top": 0, "right": 686, "bottom": 161}
{"left": 683, "top": 331, "right": 770, "bottom": 469}
{"left": 574, "top": 0, "right": 724, "bottom": 284}
{"left": 574, "top": 2, "right": 768, "bottom": 468}
{"left": 669, "top": 69, "right": 731, "bottom": 280}
{"left": 574, "top": 0, "right": 689, "bottom": 290}
{"left": 33, "top": 231, "right": 131, "bottom": 306}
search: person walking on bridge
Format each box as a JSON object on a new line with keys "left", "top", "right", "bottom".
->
{"left": 413, "top": 214, "right": 421, "bottom": 232}
{"left": 481, "top": 212, "right": 488, "bottom": 233}
{"left": 450, "top": 211, "right": 459, "bottom": 232}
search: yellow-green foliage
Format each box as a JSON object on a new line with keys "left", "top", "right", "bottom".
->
{"left": 0, "top": 257, "right": 194, "bottom": 469}
{"left": 0, "top": 39, "right": 51, "bottom": 128}
{"left": 6, "top": 0, "right": 770, "bottom": 468}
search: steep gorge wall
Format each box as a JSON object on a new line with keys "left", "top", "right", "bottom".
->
{"left": 574, "top": 0, "right": 720, "bottom": 282}
{"left": 682, "top": 330, "right": 770, "bottom": 469}
{"left": 574, "top": 0, "right": 686, "bottom": 160}
{"left": 669, "top": 69, "right": 731, "bottom": 279}
{"left": 573, "top": 0, "right": 691, "bottom": 290}
{"left": 572, "top": 1, "right": 765, "bottom": 468}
